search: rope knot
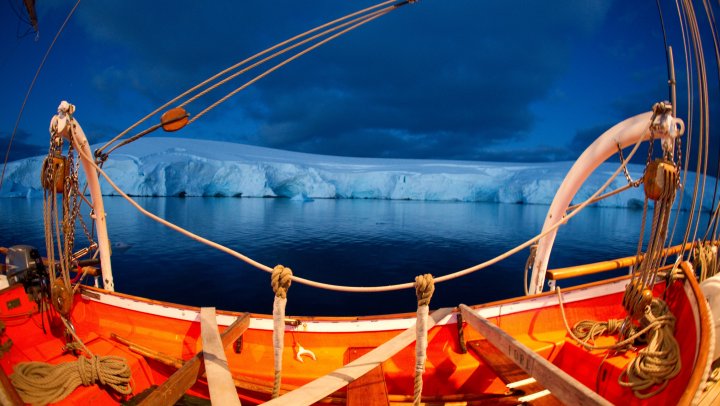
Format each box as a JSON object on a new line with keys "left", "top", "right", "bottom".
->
{"left": 271, "top": 265, "right": 293, "bottom": 299}
{"left": 414, "top": 274, "right": 435, "bottom": 307}
{"left": 11, "top": 355, "right": 132, "bottom": 404}
{"left": 77, "top": 356, "right": 96, "bottom": 386}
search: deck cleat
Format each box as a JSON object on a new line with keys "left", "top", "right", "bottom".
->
{"left": 294, "top": 342, "right": 316, "bottom": 362}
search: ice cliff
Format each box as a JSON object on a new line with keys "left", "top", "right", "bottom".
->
{"left": 0, "top": 137, "right": 710, "bottom": 209}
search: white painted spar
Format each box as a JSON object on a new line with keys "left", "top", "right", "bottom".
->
{"left": 52, "top": 101, "right": 115, "bottom": 291}
{"left": 528, "top": 112, "right": 655, "bottom": 295}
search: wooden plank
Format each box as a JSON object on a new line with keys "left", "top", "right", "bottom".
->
{"left": 138, "top": 312, "right": 250, "bottom": 406}
{"left": 468, "top": 339, "right": 529, "bottom": 384}
{"left": 467, "top": 340, "right": 560, "bottom": 406}
{"left": 263, "top": 307, "right": 454, "bottom": 406}
{"left": 0, "top": 367, "right": 23, "bottom": 406}
{"left": 546, "top": 242, "right": 695, "bottom": 281}
{"left": 201, "top": 307, "right": 242, "bottom": 406}
{"left": 345, "top": 347, "right": 389, "bottom": 406}
{"left": 459, "top": 304, "right": 611, "bottom": 406}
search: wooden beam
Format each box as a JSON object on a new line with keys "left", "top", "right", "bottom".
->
{"left": 467, "top": 340, "right": 560, "bottom": 406}
{"left": 200, "top": 307, "right": 242, "bottom": 406}
{"left": 459, "top": 304, "right": 611, "bottom": 406}
{"left": 263, "top": 307, "right": 454, "bottom": 406}
{"left": 0, "top": 367, "right": 23, "bottom": 406}
{"left": 345, "top": 347, "right": 389, "bottom": 406}
{"left": 138, "top": 312, "right": 250, "bottom": 406}
{"left": 546, "top": 242, "right": 695, "bottom": 281}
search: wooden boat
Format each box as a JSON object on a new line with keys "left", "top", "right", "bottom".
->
{"left": 1, "top": 1, "right": 719, "bottom": 405}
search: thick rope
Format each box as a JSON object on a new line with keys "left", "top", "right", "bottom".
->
{"left": 10, "top": 355, "right": 132, "bottom": 405}
{"left": 572, "top": 318, "right": 625, "bottom": 346}
{"left": 271, "top": 265, "right": 292, "bottom": 398}
{"left": 96, "top": 0, "right": 400, "bottom": 157}
{"left": 74, "top": 139, "right": 642, "bottom": 293}
{"left": 413, "top": 274, "right": 434, "bottom": 406}
{"left": 556, "top": 288, "right": 680, "bottom": 399}
{"left": 0, "top": 0, "right": 82, "bottom": 192}
{"left": 693, "top": 242, "right": 718, "bottom": 281}
{"left": 617, "top": 299, "right": 681, "bottom": 398}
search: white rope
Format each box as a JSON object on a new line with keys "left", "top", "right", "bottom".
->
{"left": 271, "top": 296, "right": 287, "bottom": 399}
{"left": 75, "top": 118, "right": 646, "bottom": 293}
{"left": 413, "top": 304, "right": 429, "bottom": 406}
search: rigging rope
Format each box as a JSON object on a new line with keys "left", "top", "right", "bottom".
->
{"left": 96, "top": 0, "right": 408, "bottom": 159}
{"left": 73, "top": 115, "right": 649, "bottom": 293}
{"left": 0, "top": 0, "right": 82, "bottom": 192}
{"left": 692, "top": 241, "right": 719, "bottom": 280}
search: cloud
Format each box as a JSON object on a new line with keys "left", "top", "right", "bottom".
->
{"left": 68, "top": 0, "right": 613, "bottom": 159}
{"left": 0, "top": 129, "right": 45, "bottom": 161}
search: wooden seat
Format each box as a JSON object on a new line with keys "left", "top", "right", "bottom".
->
{"left": 137, "top": 310, "right": 250, "bottom": 406}
{"left": 200, "top": 307, "right": 242, "bottom": 406}
{"left": 459, "top": 304, "right": 611, "bottom": 406}
{"left": 467, "top": 339, "right": 559, "bottom": 405}
{"left": 345, "top": 347, "right": 389, "bottom": 406}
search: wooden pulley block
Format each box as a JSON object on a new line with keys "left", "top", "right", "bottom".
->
{"left": 51, "top": 279, "right": 73, "bottom": 317}
{"left": 622, "top": 279, "right": 653, "bottom": 318}
{"left": 40, "top": 155, "right": 68, "bottom": 193}
{"left": 160, "top": 107, "right": 190, "bottom": 132}
{"left": 643, "top": 159, "right": 678, "bottom": 201}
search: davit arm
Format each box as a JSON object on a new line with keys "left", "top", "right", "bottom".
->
{"left": 528, "top": 107, "right": 683, "bottom": 295}
{"left": 51, "top": 101, "right": 115, "bottom": 291}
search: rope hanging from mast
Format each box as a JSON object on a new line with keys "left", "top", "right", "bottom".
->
{"left": 0, "top": 0, "right": 82, "bottom": 196}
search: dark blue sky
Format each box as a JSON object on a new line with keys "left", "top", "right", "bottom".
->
{"left": 0, "top": 1, "right": 715, "bottom": 163}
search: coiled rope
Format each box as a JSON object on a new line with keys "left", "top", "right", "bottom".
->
{"left": 555, "top": 287, "right": 681, "bottom": 398}
{"left": 271, "top": 265, "right": 292, "bottom": 399}
{"left": 572, "top": 318, "right": 626, "bottom": 346}
{"left": 10, "top": 315, "right": 132, "bottom": 405}
{"left": 413, "top": 274, "right": 434, "bottom": 406}
{"left": 617, "top": 299, "right": 681, "bottom": 398}
{"left": 10, "top": 355, "right": 132, "bottom": 405}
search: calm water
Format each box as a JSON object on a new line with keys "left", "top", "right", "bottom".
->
{"left": 0, "top": 197, "right": 693, "bottom": 316}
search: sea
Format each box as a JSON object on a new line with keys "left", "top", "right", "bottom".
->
{"left": 0, "top": 197, "right": 703, "bottom": 316}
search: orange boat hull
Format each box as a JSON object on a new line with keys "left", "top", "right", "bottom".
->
{"left": 0, "top": 271, "right": 711, "bottom": 405}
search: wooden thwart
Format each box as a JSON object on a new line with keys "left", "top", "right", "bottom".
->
{"left": 345, "top": 347, "right": 389, "bottom": 406}
{"left": 0, "top": 367, "right": 23, "bottom": 406}
{"left": 263, "top": 307, "right": 454, "bottom": 406}
{"left": 201, "top": 307, "right": 242, "bottom": 406}
{"left": 459, "top": 304, "right": 611, "bottom": 406}
{"left": 467, "top": 340, "right": 559, "bottom": 406}
{"left": 137, "top": 311, "right": 250, "bottom": 406}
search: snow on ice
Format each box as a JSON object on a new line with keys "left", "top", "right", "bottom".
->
{"left": 0, "top": 137, "right": 710, "bottom": 209}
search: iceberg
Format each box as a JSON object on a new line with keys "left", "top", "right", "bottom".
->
{"left": 0, "top": 137, "right": 711, "bottom": 209}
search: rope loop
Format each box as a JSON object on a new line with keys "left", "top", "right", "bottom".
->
{"left": 414, "top": 274, "right": 435, "bottom": 307}
{"left": 271, "top": 265, "right": 293, "bottom": 298}
{"left": 11, "top": 355, "right": 132, "bottom": 405}
{"left": 572, "top": 318, "right": 625, "bottom": 345}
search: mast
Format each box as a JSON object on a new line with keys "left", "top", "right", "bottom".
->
{"left": 51, "top": 101, "right": 115, "bottom": 291}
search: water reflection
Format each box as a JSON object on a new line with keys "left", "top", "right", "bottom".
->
{"left": 0, "top": 197, "right": 701, "bottom": 316}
